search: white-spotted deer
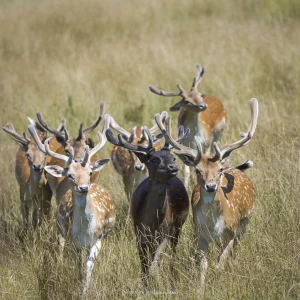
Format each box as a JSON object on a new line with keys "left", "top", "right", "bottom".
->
{"left": 109, "top": 116, "right": 163, "bottom": 202}
{"left": 106, "top": 112, "right": 189, "bottom": 278}
{"left": 43, "top": 114, "right": 115, "bottom": 293}
{"left": 2, "top": 119, "right": 64, "bottom": 227}
{"left": 149, "top": 63, "right": 227, "bottom": 187}
{"left": 156, "top": 99, "right": 258, "bottom": 291}
{"left": 28, "top": 103, "right": 104, "bottom": 204}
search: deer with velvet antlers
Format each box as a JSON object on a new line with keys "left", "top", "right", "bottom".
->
{"left": 156, "top": 98, "right": 258, "bottom": 290}
{"left": 43, "top": 114, "right": 115, "bottom": 293}
{"left": 109, "top": 116, "right": 163, "bottom": 202}
{"left": 106, "top": 112, "right": 189, "bottom": 278}
{"left": 2, "top": 118, "right": 64, "bottom": 228}
{"left": 28, "top": 103, "right": 105, "bottom": 205}
{"left": 149, "top": 63, "right": 227, "bottom": 187}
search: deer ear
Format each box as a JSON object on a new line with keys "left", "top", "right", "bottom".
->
{"left": 86, "top": 138, "right": 95, "bottom": 149}
{"left": 170, "top": 100, "right": 184, "bottom": 111}
{"left": 174, "top": 152, "right": 196, "bottom": 167}
{"left": 44, "top": 165, "right": 66, "bottom": 177}
{"left": 91, "top": 158, "right": 110, "bottom": 172}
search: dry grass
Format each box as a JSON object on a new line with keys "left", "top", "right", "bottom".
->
{"left": 0, "top": 0, "right": 299, "bottom": 299}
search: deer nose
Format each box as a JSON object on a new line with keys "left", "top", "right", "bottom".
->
{"left": 134, "top": 164, "right": 144, "bottom": 171}
{"left": 199, "top": 102, "right": 207, "bottom": 110}
{"left": 205, "top": 183, "right": 217, "bottom": 192}
{"left": 78, "top": 185, "right": 89, "bottom": 193}
{"left": 32, "top": 164, "right": 42, "bottom": 171}
{"left": 168, "top": 164, "right": 179, "bottom": 173}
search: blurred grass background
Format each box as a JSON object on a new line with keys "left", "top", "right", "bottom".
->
{"left": 0, "top": 0, "right": 299, "bottom": 299}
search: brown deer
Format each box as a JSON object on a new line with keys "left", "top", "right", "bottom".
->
{"left": 106, "top": 112, "right": 189, "bottom": 278}
{"left": 2, "top": 119, "right": 64, "bottom": 227}
{"left": 149, "top": 63, "right": 227, "bottom": 187}
{"left": 109, "top": 116, "right": 163, "bottom": 202}
{"left": 43, "top": 114, "right": 115, "bottom": 293}
{"left": 28, "top": 103, "right": 104, "bottom": 204}
{"left": 156, "top": 98, "right": 258, "bottom": 290}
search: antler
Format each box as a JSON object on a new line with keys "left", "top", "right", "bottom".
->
{"left": 89, "top": 114, "right": 110, "bottom": 159}
{"left": 149, "top": 84, "right": 185, "bottom": 97}
{"left": 36, "top": 112, "right": 66, "bottom": 141}
{"left": 82, "top": 102, "right": 105, "bottom": 135}
{"left": 28, "top": 125, "right": 46, "bottom": 153}
{"left": 214, "top": 98, "right": 259, "bottom": 160}
{"left": 191, "top": 63, "right": 205, "bottom": 90}
{"left": 44, "top": 137, "right": 73, "bottom": 166}
{"left": 3, "top": 123, "right": 30, "bottom": 146}
{"left": 109, "top": 116, "right": 131, "bottom": 140}
{"left": 106, "top": 124, "right": 154, "bottom": 154}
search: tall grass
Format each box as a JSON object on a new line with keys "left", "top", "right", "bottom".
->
{"left": 0, "top": 0, "right": 299, "bottom": 299}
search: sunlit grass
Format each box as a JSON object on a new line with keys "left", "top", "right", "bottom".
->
{"left": 0, "top": 0, "right": 299, "bottom": 299}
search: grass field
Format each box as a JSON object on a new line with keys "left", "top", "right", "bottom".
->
{"left": 0, "top": 0, "right": 300, "bottom": 299}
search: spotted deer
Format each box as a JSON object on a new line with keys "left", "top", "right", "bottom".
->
{"left": 43, "top": 114, "right": 115, "bottom": 293}
{"left": 106, "top": 112, "right": 189, "bottom": 278}
{"left": 28, "top": 103, "right": 104, "bottom": 204}
{"left": 2, "top": 119, "right": 64, "bottom": 227}
{"left": 149, "top": 63, "right": 227, "bottom": 187}
{"left": 156, "top": 98, "right": 258, "bottom": 290}
{"left": 109, "top": 116, "right": 163, "bottom": 202}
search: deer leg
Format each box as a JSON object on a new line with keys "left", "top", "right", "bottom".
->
{"left": 58, "top": 234, "right": 66, "bottom": 258}
{"left": 32, "top": 197, "right": 39, "bottom": 228}
{"left": 184, "top": 165, "right": 190, "bottom": 188}
{"left": 83, "top": 239, "right": 102, "bottom": 294}
{"left": 20, "top": 187, "right": 29, "bottom": 228}
{"left": 75, "top": 248, "right": 83, "bottom": 282}
{"left": 149, "top": 238, "right": 168, "bottom": 276}
{"left": 216, "top": 238, "right": 235, "bottom": 271}
{"left": 196, "top": 236, "right": 209, "bottom": 297}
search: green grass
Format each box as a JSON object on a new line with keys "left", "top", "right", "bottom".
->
{"left": 0, "top": 0, "right": 299, "bottom": 299}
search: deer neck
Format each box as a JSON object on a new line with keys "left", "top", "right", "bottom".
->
{"left": 71, "top": 190, "right": 95, "bottom": 248}
{"left": 144, "top": 178, "right": 168, "bottom": 228}
{"left": 72, "top": 191, "right": 91, "bottom": 228}
{"left": 182, "top": 110, "right": 204, "bottom": 149}
{"left": 29, "top": 170, "right": 46, "bottom": 194}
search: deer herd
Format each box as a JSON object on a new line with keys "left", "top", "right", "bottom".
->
{"left": 3, "top": 64, "right": 259, "bottom": 294}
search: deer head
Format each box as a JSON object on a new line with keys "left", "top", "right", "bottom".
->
{"left": 155, "top": 98, "right": 259, "bottom": 192}
{"left": 43, "top": 115, "right": 111, "bottom": 194}
{"left": 106, "top": 112, "right": 189, "bottom": 183}
{"left": 35, "top": 102, "right": 104, "bottom": 161}
{"left": 3, "top": 123, "right": 49, "bottom": 173}
{"left": 149, "top": 63, "right": 208, "bottom": 113}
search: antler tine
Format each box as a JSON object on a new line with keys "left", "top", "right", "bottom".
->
{"left": 23, "top": 132, "right": 31, "bottom": 143}
{"left": 148, "top": 111, "right": 169, "bottom": 135}
{"left": 191, "top": 63, "right": 205, "bottom": 90}
{"left": 176, "top": 125, "right": 190, "bottom": 144}
{"left": 3, "top": 123, "right": 29, "bottom": 145}
{"left": 57, "top": 118, "right": 66, "bottom": 132}
{"left": 83, "top": 102, "right": 105, "bottom": 135}
{"left": 154, "top": 113, "right": 194, "bottom": 151}
{"left": 89, "top": 114, "right": 110, "bottom": 158}
{"left": 36, "top": 112, "right": 65, "bottom": 139}
{"left": 81, "top": 145, "right": 89, "bottom": 167}
{"left": 218, "top": 98, "right": 259, "bottom": 160}
{"left": 44, "top": 137, "right": 72, "bottom": 165}
{"left": 109, "top": 116, "right": 131, "bottom": 139}
{"left": 149, "top": 84, "right": 184, "bottom": 97}
{"left": 28, "top": 125, "right": 46, "bottom": 153}
{"left": 77, "top": 123, "right": 84, "bottom": 141}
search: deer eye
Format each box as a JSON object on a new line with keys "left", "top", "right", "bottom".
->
{"left": 26, "top": 153, "right": 31, "bottom": 159}
{"left": 89, "top": 171, "right": 92, "bottom": 177}
{"left": 196, "top": 169, "right": 202, "bottom": 175}
{"left": 67, "top": 174, "right": 74, "bottom": 180}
